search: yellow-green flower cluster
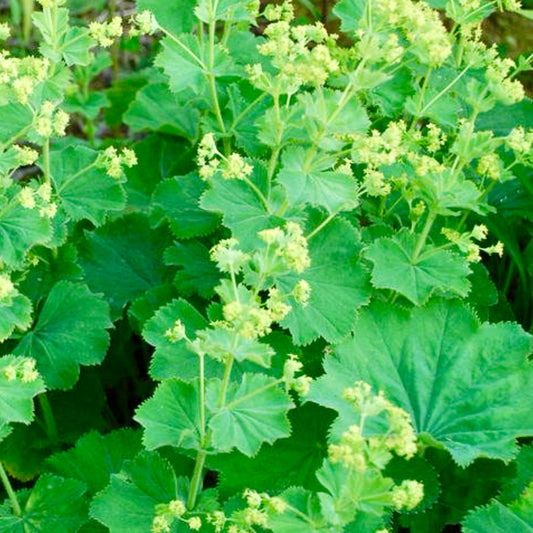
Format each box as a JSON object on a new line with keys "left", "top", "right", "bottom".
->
{"left": 352, "top": 121, "right": 406, "bottom": 168}
{"left": 13, "top": 145, "right": 39, "bottom": 167}
{"left": 150, "top": 498, "right": 186, "bottom": 533}
{"left": 484, "top": 51, "right": 524, "bottom": 105}
{"left": 89, "top": 17, "right": 123, "bottom": 47}
{"left": 18, "top": 182, "right": 57, "bottom": 219}
{"left": 210, "top": 238, "right": 251, "bottom": 274}
{"left": 328, "top": 381, "right": 418, "bottom": 471}
{"left": 197, "top": 134, "right": 253, "bottom": 181}
{"left": 131, "top": 10, "right": 158, "bottom": 36}
{"left": 0, "top": 273, "right": 15, "bottom": 301}
{"left": 282, "top": 353, "right": 311, "bottom": 395}
{"left": 2, "top": 357, "right": 39, "bottom": 383}
{"left": 164, "top": 319, "right": 186, "bottom": 343}
{"left": 0, "top": 52, "right": 49, "bottom": 104}
{"left": 34, "top": 101, "right": 69, "bottom": 138}
{"left": 373, "top": 0, "right": 452, "bottom": 66}
{"left": 98, "top": 146, "right": 137, "bottom": 179}
{"left": 0, "top": 23, "right": 10, "bottom": 41}
{"left": 441, "top": 224, "right": 504, "bottom": 262}
{"left": 249, "top": 5, "right": 339, "bottom": 93}
{"left": 391, "top": 480, "right": 425, "bottom": 510}
{"left": 258, "top": 222, "right": 311, "bottom": 274}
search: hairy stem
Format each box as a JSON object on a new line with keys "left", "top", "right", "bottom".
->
{"left": 187, "top": 450, "right": 207, "bottom": 510}
{"left": 0, "top": 462, "right": 21, "bottom": 517}
{"left": 38, "top": 394, "right": 59, "bottom": 445}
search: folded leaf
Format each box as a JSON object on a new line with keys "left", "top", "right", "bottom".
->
{"left": 365, "top": 229, "right": 471, "bottom": 305}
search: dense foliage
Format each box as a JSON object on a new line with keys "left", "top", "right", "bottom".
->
{"left": 0, "top": 0, "right": 533, "bottom": 531}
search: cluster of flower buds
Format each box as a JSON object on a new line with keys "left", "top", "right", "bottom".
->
{"left": 18, "top": 182, "right": 57, "bottom": 219}
{"left": 2, "top": 356, "right": 40, "bottom": 383}
{"left": 197, "top": 134, "right": 253, "bottom": 181}
{"left": 441, "top": 224, "right": 503, "bottom": 262}
{"left": 89, "top": 17, "right": 123, "bottom": 48}
{"left": 329, "top": 381, "right": 418, "bottom": 471}
{"left": 97, "top": 146, "right": 137, "bottom": 179}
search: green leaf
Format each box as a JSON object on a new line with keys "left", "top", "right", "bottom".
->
{"left": 384, "top": 456, "right": 441, "bottom": 512}
{"left": 499, "top": 446, "right": 533, "bottom": 504}
{"left": 0, "top": 191, "right": 52, "bottom": 268}
{"left": 142, "top": 298, "right": 212, "bottom": 381}
{"left": 316, "top": 460, "right": 394, "bottom": 520}
{"left": 164, "top": 241, "right": 220, "bottom": 299}
{"left": 134, "top": 379, "right": 202, "bottom": 451}
{"left": 299, "top": 90, "right": 370, "bottom": 147}
{"left": 280, "top": 217, "right": 371, "bottom": 345}
{"left": 128, "top": 283, "right": 177, "bottom": 332}
{"left": 44, "top": 430, "right": 143, "bottom": 495}
{"left": 0, "top": 355, "right": 45, "bottom": 435}
{"left": 78, "top": 214, "right": 172, "bottom": 319}
{"left": 155, "top": 34, "right": 239, "bottom": 94}
{"left": 477, "top": 98, "right": 533, "bottom": 135}
{"left": 0, "top": 292, "right": 32, "bottom": 342}
{"left": 267, "top": 487, "right": 330, "bottom": 533}
{"left": 200, "top": 177, "right": 283, "bottom": 248}
{"left": 124, "top": 83, "right": 199, "bottom": 139}
{"left": 463, "top": 483, "right": 533, "bottom": 532}
{"left": 137, "top": 0, "right": 195, "bottom": 34}
{"left": 0, "top": 104, "right": 33, "bottom": 142}
{"left": 207, "top": 373, "right": 294, "bottom": 456}
{"left": 59, "top": 27, "right": 94, "bottom": 66}
{"left": 309, "top": 299, "right": 533, "bottom": 466}
{"left": 51, "top": 145, "right": 126, "bottom": 226}
{"left": 332, "top": 0, "right": 367, "bottom": 32}
{"left": 209, "top": 403, "right": 334, "bottom": 498}
{"left": 199, "top": 329, "right": 275, "bottom": 367}
{"left": 0, "top": 474, "right": 88, "bottom": 532}
{"left": 277, "top": 148, "right": 358, "bottom": 212}
{"left": 364, "top": 229, "right": 471, "bottom": 305}
{"left": 90, "top": 451, "right": 188, "bottom": 533}
{"left": 413, "top": 169, "right": 486, "bottom": 215}
{"left": 151, "top": 174, "right": 219, "bottom": 239}
{"left": 195, "top": 0, "right": 258, "bottom": 23}
{"left": 124, "top": 135, "right": 190, "bottom": 214}
{"left": 15, "top": 281, "right": 112, "bottom": 390}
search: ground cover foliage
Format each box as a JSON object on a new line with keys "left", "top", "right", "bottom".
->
{"left": 0, "top": 0, "right": 532, "bottom": 531}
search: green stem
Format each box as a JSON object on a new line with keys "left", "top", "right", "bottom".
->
{"left": 412, "top": 210, "right": 436, "bottom": 262}
{"left": 38, "top": 394, "right": 59, "bottom": 445}
{"left": 0, "top": 462, "right": 21, "bottom": 517}
{"left": 306, "top": 210, "right": 339, "bottom": 240}
{"left": 21, "top": 0, "right": 34, "bottom": 44}
{"left": 42, "top": 139, "right": 51, "bottom": 184}
{"left": 207, "top": 0, "right": 229, "bottom": 153}
{"left": 218, "top": 355, "right": 234, "bottom": 408}
{"left": 199, "top": 352, "right": 206, "bottom": 441}
{"left": 419, "top": 65, "right": 470, "bottom": 116}
{"left": 187, "top": 450, "right": 207, "bottom": 510}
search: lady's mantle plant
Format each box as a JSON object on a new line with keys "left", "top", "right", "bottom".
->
{"left": 0, "top": 0, "right": 533, "bottom": 531}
